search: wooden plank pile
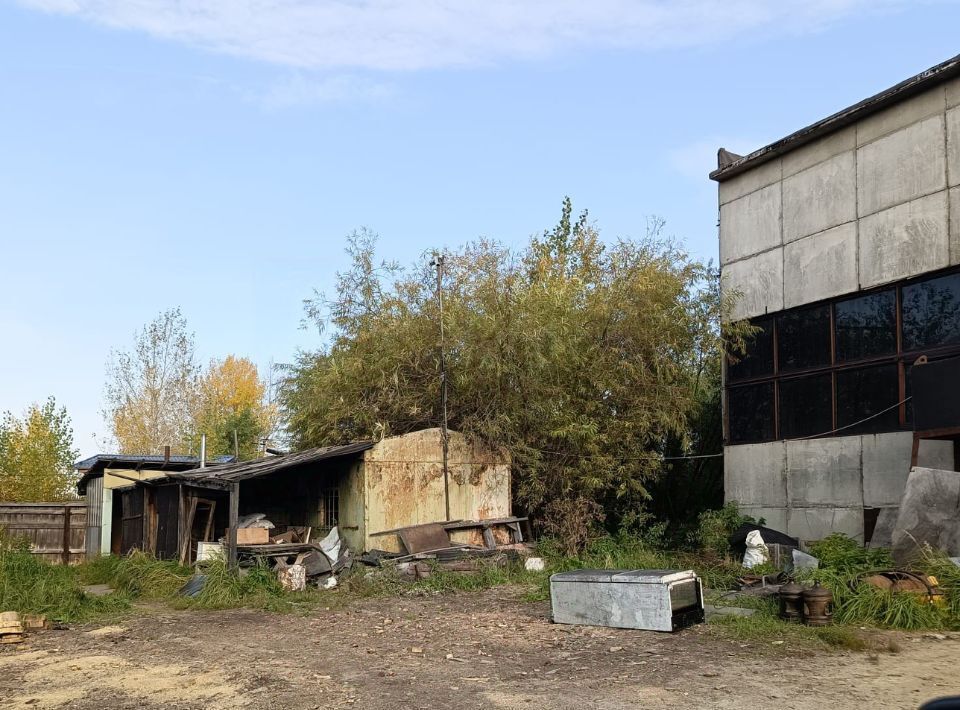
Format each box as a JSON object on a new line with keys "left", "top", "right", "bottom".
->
{"left": 0, "top": 612, "right": 24, "bottom": 645}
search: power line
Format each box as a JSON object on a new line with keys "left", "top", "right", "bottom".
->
{"left": 525, "top": 396, "right": 914, "bottom": 462}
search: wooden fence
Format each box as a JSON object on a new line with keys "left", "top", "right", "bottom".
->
{"left": 0, "top": 502, "right": 87, "bottom": 564}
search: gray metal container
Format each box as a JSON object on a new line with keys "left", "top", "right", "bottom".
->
{"left": 550, "top": 569, "right": 704, "bottom": 632}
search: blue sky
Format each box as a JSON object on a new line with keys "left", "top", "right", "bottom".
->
{"left": 1, "top": 0, "right": 958, "bottom": 458}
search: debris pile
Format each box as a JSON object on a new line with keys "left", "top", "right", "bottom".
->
{"left": 227, "top": 521, "right": 352, "bottom": 590}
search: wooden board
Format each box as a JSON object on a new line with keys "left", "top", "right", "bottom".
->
{"left": 396, "top": 523, "right": 451, "bottom": 554}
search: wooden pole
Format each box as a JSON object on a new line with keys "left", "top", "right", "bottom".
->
{"left": 61, "top": 505, "right": 72, "bottom": 565}
{"left": 227, "top": 481, "right": 239, "bottom": 570}
{"left": 432, "top": 253, "right": 451, "bottom": 522}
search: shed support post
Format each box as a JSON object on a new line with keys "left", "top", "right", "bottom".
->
{"left": 228, "top": 481, "right": 239, "bottom": 570}
{"left": 61, "top": 505, "right": 72, "bottom": 565}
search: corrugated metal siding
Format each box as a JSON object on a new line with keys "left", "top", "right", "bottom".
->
{"left": 85, "top": 476, "right": 103, "bottom": 558}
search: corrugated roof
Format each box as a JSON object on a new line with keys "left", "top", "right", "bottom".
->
{"left": 169, "top": 442, "right": 375, "bottom": 484}
{"left": 710, "top": 53, "right": 960, "bottom": 182}
{"left": 75, "top": 454, "right": 206, "bottom": 471}
{"left": 75, "top": 453, "right": 235, "bottom": 495}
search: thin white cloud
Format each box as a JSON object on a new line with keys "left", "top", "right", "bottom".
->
{"left": 253, "top": 74, "right": 395, "bottom": 109}
{"left": 16, "top": 0, "right": 910, "bottom": 72}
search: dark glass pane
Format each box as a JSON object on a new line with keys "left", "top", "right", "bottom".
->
{"left": 902, "top": 272, "right": 960, "bottom": 351}
{"left": 778, "top": 305, "right": 831, "bottom": 373}
{"left": 835, "top": 290, "right": 896, "bottom": 362}
{"left": 727, "top": 382, "right": 775, "bottom": 444}
{"left": 836, "top": 364, "right": 900, "bottom": 434}
{"left": 778, "top": 373, "right": 832, "bottom": 439}
{"left": 727, "top": 318, "right": 774, "bottom": 382}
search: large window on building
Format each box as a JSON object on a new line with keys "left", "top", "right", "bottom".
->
{"left": 725, "top": 266, "right": 960, "bottom": 444}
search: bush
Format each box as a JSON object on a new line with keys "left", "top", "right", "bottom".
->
{"left": 808, "top": 533, "right": 892, "bottom": 574}
{"left": 691, "top": 502, "right": 756, "bottom": 558}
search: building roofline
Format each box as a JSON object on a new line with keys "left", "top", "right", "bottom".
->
{"left": 710, "top": 53, "right": 960, "bottom": 182}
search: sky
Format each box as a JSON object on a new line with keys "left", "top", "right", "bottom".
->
{"left": 1, "top": 0, "right": 959, "bottom": 459}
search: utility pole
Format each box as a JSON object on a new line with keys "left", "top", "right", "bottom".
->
{"left": 431, "top": 253, "right": 451, "bottom": 521}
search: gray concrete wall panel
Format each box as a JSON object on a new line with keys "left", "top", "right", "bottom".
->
{"left": 946, "top": 77, "right": 960, "bottom": 109}
{"left": 857, "top": 86, "right": 945, "bottom": 147}
{"left": 951, "top": 187, "right": 960, "bottom": 265}
{"left": 783, "top": 222, "right": 857, "bottom": 308}
{"left": 720, "top": 184, "right": 781, "bottom": 265}
{"left": 722, "top": 249, "right": 784, "bottom": 321}
{"left": 782, "top": 125, "right": 856, "bottom": 179}
{"left": 788, "top": 507, "right": 864, "bottom": 544}
{"left": 783, "top": 152, "right": 856, "bottom": 243}
{"left": 858, "top": 192, "right": 949, "bottom": 288}
{"left": 718, "top": 158, "right": 782, "bottom": 206}
{"left": 948, "top": 106, "right": 960, "bottom": 188}
{"left": 786, "top": 437, "right": 862, "bottom": 507}
{"left": 862, "top": 432, "right": 913, "bottom": 507}
{"left": 857, "top": 115, "right": 946, "bottom": 218}
{"left": 724, "top": 443, "right": 786, "bottom": 507}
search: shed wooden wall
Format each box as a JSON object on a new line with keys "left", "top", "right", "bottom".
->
{"left": 0, "top": 502, "right": 87, "bottom": 564}
{"left": 363, "top": 428, "right": 510, "bottom": 552}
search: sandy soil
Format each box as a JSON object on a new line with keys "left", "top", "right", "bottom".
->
{"left": 1, "top": 586, "right": 959, "bottom": 709}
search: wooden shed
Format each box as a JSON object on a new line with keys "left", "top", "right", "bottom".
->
{"left": 110, "top": 428, "right": 511, "bottom": 563}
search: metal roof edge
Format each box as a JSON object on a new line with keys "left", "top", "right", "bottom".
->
{"left": 709, "top": 53, "right": 960, "bottom": 182}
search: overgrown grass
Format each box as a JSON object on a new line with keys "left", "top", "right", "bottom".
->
{"left": 796, "top": 534, "right": 958, "bottom": 631}
{"left": 0, "top": 539, "right": 129, "bottom": 622}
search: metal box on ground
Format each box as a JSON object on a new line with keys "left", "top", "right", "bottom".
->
{"left": 550, "top": 569, "right": 704, "bottom": 632}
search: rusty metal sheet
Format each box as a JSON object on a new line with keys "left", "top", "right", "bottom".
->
{"left": 397, "top": 523, "right": 451, "bottom": 554}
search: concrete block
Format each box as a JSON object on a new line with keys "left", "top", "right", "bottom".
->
{"left": 857, "top": 85, "right": 945, "bottom": 146}
{"left": 783, "top": 152, "right": 856, "bottom": 242}
{"left": 948, "top": 106, "right": 960, "bottom": 187}
{"left": 787, "top": 507, "right": 863, "bottom": 544}
{"left": 892, "top": 467, "right": 960, "bottom": 564}
{"left": 917, "top": 439, "right": 955, "bottom": 470}
{"left": 782, "top": 125, "right": 856, "bottom": 178}
{"left": 735, "top": 507, "right": 788, "bottom": 533}
{"left": 857, "top": 115, "right": 947, "bottom": 217}
{"left": 718, "top": 157, "right": 782, "bottom": 206}
{"left": 724, "top": 442, "right": 786, "bottom": 507}
{"left": 862, "top": 432, "right": 912, "bottom": 507}
{"left": 951, "top": 187, "right": 960, "bottom": 266}
{"left": 868, "top": 507, "right": 899, "bottom": 548}
{"left": 719, "top": 183, "right": 781, "bottom": 265}
{"left": 722, "top": 249, "right": 783, "bottom": 321}
{"left": 947, "top": 76, "right": 960, "bottom": 109}
{"left": 783, "top": 222, "right": 857, "bottom": 309}
{"left": 786, "top": 437, "right": 862, "bottom": 507}
{"left": 858, "top": 192, "right": 949, "bottom": 288}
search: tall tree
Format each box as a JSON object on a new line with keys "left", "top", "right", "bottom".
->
{"left": 283, "top": 200, "right": 743, "bottom": 541}
{"left": 192, "top": 356, "right": 276, "bottom": 460}
{"left": 0, "top": 398, "right": 79, "bottom": 502}
{"left": 103, "top": 308, "right": 199, "bottom": 454}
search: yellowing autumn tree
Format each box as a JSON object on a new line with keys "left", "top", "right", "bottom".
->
{"left": 192, "top": 356, "right": 276, "bottom": 460}
{"left": 103, "top": 308, "right": 199, "bottom": 454}
{"left": 0, "top": 398, "right": 79, "bottom": 502}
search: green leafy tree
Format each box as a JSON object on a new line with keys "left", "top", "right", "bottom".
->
{"left": 0, "top": 398, "right": 79, "bottom": 502}
{"left": 284, "top": 200, "right": 739, "bottom": 542}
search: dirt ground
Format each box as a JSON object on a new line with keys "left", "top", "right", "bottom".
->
{"left": 1, "top": 586, "right": 959, "bottom": 709}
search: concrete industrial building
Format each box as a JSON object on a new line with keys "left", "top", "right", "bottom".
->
{"left": 712, "top": 55, "right": 960, "bottom": 544}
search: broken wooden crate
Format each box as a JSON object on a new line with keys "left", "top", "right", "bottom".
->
{"left": 0, "top": 611, "right": 24, "bottom": 644}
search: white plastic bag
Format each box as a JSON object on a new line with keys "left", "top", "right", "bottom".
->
{"left": 742, "top": 530, "right": 769, "bottom": 569}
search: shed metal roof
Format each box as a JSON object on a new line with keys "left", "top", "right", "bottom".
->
{"left": 710, "top": 53, "right": 960, "bottom": 182}
{"left": 169, "top": 442, "right": 374, "bottom": 485}
{"left": 75, "top": 453, "right": 236, "bottom": 495}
